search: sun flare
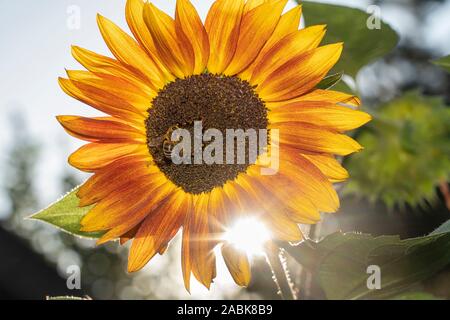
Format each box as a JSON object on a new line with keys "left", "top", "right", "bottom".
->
{"left": 223, "top": 217, "right": 271, "bottom": 257}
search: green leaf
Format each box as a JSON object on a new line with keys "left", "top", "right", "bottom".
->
{"left": 282, "top": 220, "right": 450, "bottom": 300}
{"left": 433, "top": 55, "right": 450, "bottom": 73}
{"left": 344, "top": 91, "right": 450, "bottom": 208}
{"left": 29, "top": 187, "right": 103, "bottom": 239}
{"left": 317, "top": 72, "right": 343, "bottom": 90}
{"left": 389, "top": 292, "right": 442, "bottom": 300}
{"left": 300, "top": 1, "right": 399, "bottom": 77}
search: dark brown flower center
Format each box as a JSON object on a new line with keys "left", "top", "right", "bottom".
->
{"left": 145, "top": 74, "right": 268, "bottom": 194}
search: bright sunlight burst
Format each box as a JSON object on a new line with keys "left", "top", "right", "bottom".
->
{"left": 223, "top": 218, "right": 272, "bottom": 256}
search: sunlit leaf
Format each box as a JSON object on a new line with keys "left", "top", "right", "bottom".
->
{"left": 300, "top": 1, "right": 399, "bottom": 77}
{"left": 29, "top": 186, "right": 103, "bottom": 239}
{"left": 282, "top": 219, "right": 450, "bottom": 300}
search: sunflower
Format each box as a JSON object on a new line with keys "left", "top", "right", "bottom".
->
{"left": 57, "top": 0, "right": 371, "bottom": 290}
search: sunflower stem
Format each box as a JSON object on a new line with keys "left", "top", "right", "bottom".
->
{"left": 265, "top": 242, "right": 297, "bottom": 300}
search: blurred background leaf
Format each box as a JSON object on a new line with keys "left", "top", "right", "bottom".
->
{"left": 433, "top": 55, "right": 450, "bottom": 73}
{"left": 344, "top": 91, "right": 450, "bottom": 208}
{"left": 300, "top": 1, "right": 399, "bottom": 78}
{"left": 283, "top": 219, "right": 450, "bottom": 300}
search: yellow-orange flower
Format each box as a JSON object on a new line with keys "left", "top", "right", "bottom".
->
{"left": 57, "top": 0, "right": 371, "bottom": 290}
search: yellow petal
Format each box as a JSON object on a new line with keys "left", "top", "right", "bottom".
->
{"left": 143, "top": 3, "right": 195, "bottom": 78}
{"left": 77, "top": 156, "right": 151, "bottom": 206}
{"left": 56, "top": 115, "right": 145, "bottom": 144}
{"left": 191, "top": 194, "right": 217, "bottom": 289}
{"left": 71, "top": 46, "right": 154, "bottom": 91}
{"left": 125, "top": 0, "right": 173, "bottom": 80}
{"left": 128, "top": 190, "right": 187, "bottom": 272}
{"left": 96, "top": 14, "right": 168, "bottom": 89}
{"left": 176, "top": 0, "right": 210, "bottom": 74}
{"left": 182, "top": 219, "right": 192, "bottom": 292}
{"left": 222, "top": 244, "right": 251, "bottom": 287}
{"left": 224, "top": 0, "right": 287, "bottom": 75}
{"left": 65, "top": 70, "right": 154, "bottom": 113}
{"left": 269, "top": 101, "right": 372, "bottom": 132}
{"left": 58, "top": 78, "right": 144, "bottom": 125}
{"left": 281, "top": 151, "right": 340, "bottom": 212}
{"left": 267, "top": 89, "right": 361, "bottom": 109}
{"left": 69, "top": 142, "right": 145, "bottom": 172}
{"left": 243, "top": 0, "right": 266, "bottom": 14}
{"left": 93, "top": 183, "right": 176, "bottom": 245}
{"left": 272, "top": 121, "right": 363, "bottom": 156}
{"left": 205, "top": 0, "right": 245, "bottom": 74}
{"left": 302, "top": 153, "right": 349, "bottom": 182}
{"left": 257, "top": 43, "right": 343, "bottom": 102}
{"left": 239, "top": 5, "right": 302, "bottom": 80}
{"left": 251, "top": 25, "right": 326, "bottom": 86}
{"left": 234, "top": 175, "right": 303, "bottom": 241}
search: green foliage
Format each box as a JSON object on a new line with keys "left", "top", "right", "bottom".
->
{"left": 433, "top": 55, "right": 450, "bottom": 73}
{"left": 317, "top": 72, "right": 343, "bottom": 90}
{"left": 300, "top": 1, "right": 399, "bottom": 78}
{"left": 345, "top": 92, "right": 450, "bottom": 208}
{"left": 283, "top": 220, "right": 450, "bottom": 300}
{"left": 30, "top": 187, "right": 103, "bottom": 239}
{"left": 390, "top": 292, "right": 441, "bottom": 300}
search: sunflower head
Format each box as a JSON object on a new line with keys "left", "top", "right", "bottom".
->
{"left": 57, "top": 0, "right": 371, "bottom": 291}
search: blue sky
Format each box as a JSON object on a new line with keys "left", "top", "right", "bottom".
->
{"left": 0, "top": 0, "right": 449, "bottom": 212}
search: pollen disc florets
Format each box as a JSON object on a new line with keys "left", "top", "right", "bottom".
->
{"left": 145, "top": 74, "right": 268, "bottom": 194}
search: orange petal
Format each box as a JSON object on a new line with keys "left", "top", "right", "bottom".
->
{"left": 278, "top": 149, "right": 340, "bottom": 212}
{"left": 222, "top": 244, "right": 251, "bottom": 287}
{"left": 143, "top": 3, "right": 195, "bottom": 78}
{"left": 65, "top": 70, "right": 154, "bottom": 112}
{"left": 243, "top": 0, "right": 266, "bottom": 14}
{"left": 272, "top": 121, "right": 363, "bottom": 156}
{"left": 234, "top": 175, "right": 303, "bottom": 241}
{"left": 96, "top": 14, "right": 168, "bottom": 89}
{"left": 239, "top": 5, "right": 302, "bottom": 80}
{"left": 257, "top": 43, "right": 343, "bottom": 102}
{"left": 245, "top": 167, "right": 321, "bottom": 223}
{"left": 302, "top": 153, "right": 349, "bottom": 183}
{"left": 77, "top": 161, "right": 155, "bottom": 207}
{"left": 128, "top": 190, "right": 188, "bottom": 272}
{"left": 71, "top": 46, "right": 154, "bottom": 91}
{"left": 57, "top": 115, "right": 146, "bottom": 144}
{"left": 188, "top": 193, "right": 217, "bottom": 289}
{"left": 268, "top": 101, "right": 372, "bottom": 132}
{"left": 93, "top": 182, "right": 177, "bottom": 245}
{"left": 205, "top": 0, "right": 245, "bottom": 74}
{"left": 176, "top": 0, "right": 210, "bottom": 74}
{"left": 69, "top": 142, "right": 146, "bottom": 172}
{"left": 120, "top": 222, "right": 142, "bottom": 245}
{"left": 267, "top": 89, "right": 361, "bottom": 109}
{"left": 125, "top": 0, "right": 173, "bottom": 80}
{"left": 58, "top": 78, "right": 145, "bottom": 125}
{"left": 251, "top": 25, "right": 326, "bottom": 86}
{"left": 224, "top": 0, "right": 287, "bottom": 75}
